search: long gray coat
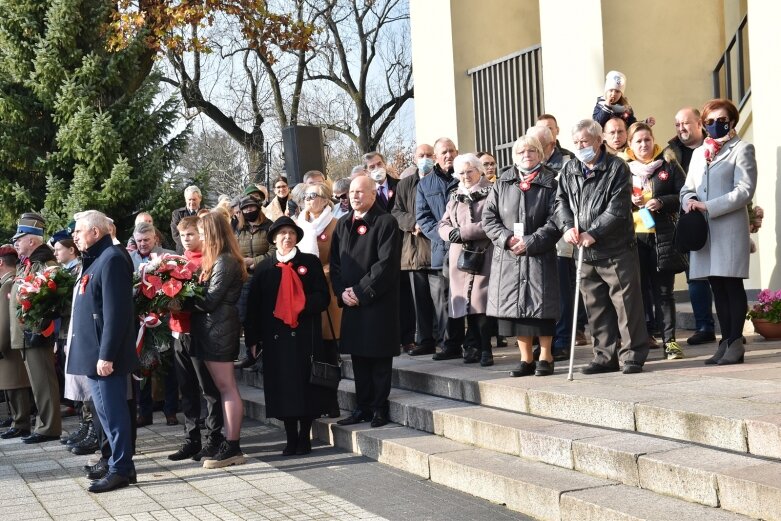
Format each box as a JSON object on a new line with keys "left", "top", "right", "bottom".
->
{"left": 680, "top": 137, "right": 757, "bottom": 280}
{"left": 438, "top": 177, "right": 493, "bottom": 318}
{"left": 483, "top": 165, "right": 561, "bottom": 320}
{"left": 0, "top": 273, "right": 30, "bottom": 390}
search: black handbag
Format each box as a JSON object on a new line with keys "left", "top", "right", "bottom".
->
{"left": 457, "top": 242, "right": 485, "bottom": 275}
{"left": 309, "top": 309, "right": 342, "bottom": 390}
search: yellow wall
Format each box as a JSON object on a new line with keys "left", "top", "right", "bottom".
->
{"left": 409, "top": 0, "right": 539, "bottom": 151}
{"left": 601, "top": 0, "right": 723, "bottom": 143}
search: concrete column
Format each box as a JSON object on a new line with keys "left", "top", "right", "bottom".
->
{"left": 746, "top": 0, "right": 781, "bottom": 288}
{"left": 538, "top": 0, "right": 605, "bottom": 141}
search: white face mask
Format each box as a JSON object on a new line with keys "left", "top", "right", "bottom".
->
{"left": 417, "top": 158, "right": 434, "bottom": 175}
{"left": 575, "top": 146, "right": 597, "bottom": 163}
{"left": 370, "top": 168, "right": 387, "bottom": 183}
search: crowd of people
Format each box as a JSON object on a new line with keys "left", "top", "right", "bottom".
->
{"left": 0, "top": 68, "right": 762, "bottom": 494}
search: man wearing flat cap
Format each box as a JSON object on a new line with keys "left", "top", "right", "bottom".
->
{"left": 9, "top": 212, "right": 62, "bottom": 443}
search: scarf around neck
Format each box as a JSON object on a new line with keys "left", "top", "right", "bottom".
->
{"left": 273, "top": 260, "right": 305, "bottom": 329}
{"left": 628, "top": 158, "right": 663, "bottom": 180}
{"left": 297, "top": 207, "right": 332, "bottom": 256}
{"left": 703, "top": 133, "right": 733, "bottom": 163}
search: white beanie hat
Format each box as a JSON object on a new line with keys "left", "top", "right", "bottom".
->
{"left": 604, "top": 70, "right": 627, "bottom": 93}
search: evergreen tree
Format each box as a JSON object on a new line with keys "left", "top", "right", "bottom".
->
{"left": 0, "top": 0, "right": 188, "bottom": 238}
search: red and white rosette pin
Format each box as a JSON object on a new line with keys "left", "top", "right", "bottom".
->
{"left": 297, "top": 265, "right": 308, "bottom": 276}
{"left": 357, "top": 225, "right": 367, "bottom": 235}
{"left": 658, "top": 171, "right": 669, "bottom": 181}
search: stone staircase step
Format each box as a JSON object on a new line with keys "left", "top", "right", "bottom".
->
{"left": 238, "top": 381, "right": 781, "bottom": 520}
{"left": 337, "top": 355, "right": 781, "bottom": 457}
{"left": 238, "top": 383, "right": 756, "bottom": 521}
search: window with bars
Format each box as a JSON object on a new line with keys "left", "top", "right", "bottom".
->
{"left": 468, "top": 45, "right": 544, "bottom": 170}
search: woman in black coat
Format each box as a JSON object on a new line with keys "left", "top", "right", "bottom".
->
{"left": 245, "top": 217, "right": 331, "bottom": 456}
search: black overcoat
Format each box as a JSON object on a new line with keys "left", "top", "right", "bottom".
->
{"left": 244, "top": 251, "right": 331, "bottom": 419}
{"left": 330, "top": 203, "right": 402, "bottom": 358}
{"left": 68, "top": 235, "right": 138, "bottom": 376}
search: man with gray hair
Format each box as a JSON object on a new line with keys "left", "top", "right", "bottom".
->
{"left": 555, "top": 119, "right": 648, "bottom": 375}
{"left": 303, "top": 170, "right": 326, "bottom": 185}
{"left": 69, "top": 210, "right": 138, "bottom": 492}
{"left": 350, "top": 165, "right": 367, "bottom": 179}
{"left": 130, "top": 222, "right": 173, "bottom": 271}
{"left": 171, "top": 185, "right": 203, "bottom": 254}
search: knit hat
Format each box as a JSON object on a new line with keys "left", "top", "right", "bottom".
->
{"left": 604, "top": 70, "right": 627, "bottom": 93}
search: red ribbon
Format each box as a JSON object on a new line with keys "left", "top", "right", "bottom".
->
{"left": 41, "top": 320, "right": 55, "bottom": 338}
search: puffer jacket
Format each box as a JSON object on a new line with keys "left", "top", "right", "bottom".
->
{"left": 626, "top": 148, "right": 687, "bottom": 273}
{"left": 191, "top": 253, "right": 244, "bottom": 357}
{"left": 555, "top": 145, "right": 636, "bottom": 262}
{"left": 235, "top": 215, "right": 275, "bottom": 272}
{"left": 483, "top": 165, "right": 561, "bottom": 320}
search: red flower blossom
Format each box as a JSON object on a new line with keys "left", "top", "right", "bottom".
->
{"left": 47, "top": 280, "right": 57, "bottom": 290}
{"left": 161, "top": 279, "right": 183, "bottom": 298}
{"left": 21, "top": 300, "right": 31, "bottom": 311}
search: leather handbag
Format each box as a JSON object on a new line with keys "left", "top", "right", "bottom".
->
{"left": 674, "top": 208, "right": 708, "bottom": 253}
{"left": 457, "top": 242, "right": 485, "bottom": 275}
{"left": 309, "top": 309, "right": 342, "bottom": 390}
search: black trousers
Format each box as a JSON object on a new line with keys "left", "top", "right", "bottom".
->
{"left": 399, "top": 272, "right": 416, "bottom": 345}
{"left": 466, "top": 314, "right": 495, "bottom": 352}
{"left": 351, "top": 355, "right": 393, "bottom": 414}
{"left": 637, "top": 238, "right": 677, "bottom": 343}
{"left": 409, "top": 270, "right": 436, "bottom": 348}
{"left": 174, "top": 333, "right": 223, "bottom": 444}
{"left": 708, "top": 276, "right": 747, "bottom": 342}
{"left": 427, "top": 269, "right": 465, "bottom": 350}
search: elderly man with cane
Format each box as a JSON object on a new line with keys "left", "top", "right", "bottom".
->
{"left": 557, "top": 119, "right": 649, "bottom": 375}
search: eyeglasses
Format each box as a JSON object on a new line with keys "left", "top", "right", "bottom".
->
{"left": 703, "top": 116, "right": 729, "bottom": 126}
{"left": 303, "top": 193, "right": 321, "bottom": 201}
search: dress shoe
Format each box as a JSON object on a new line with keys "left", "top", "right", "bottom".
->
{"left": 462, "top": 347, "right": 480, "bottom": 364}
{"left": 509, "top": 361, "right": 535, "bottom": 377}
{"left": 336, "top": 410, "right": 372, "bottom": 426}
{"left": 165, "top": 414, "right": 179, "bottom": 426}
{"left": 0, "top": 417, "right": 12, "bottom": 428}
{"left": 400, "top": 343, "right": 416, "bottom": 354}
{"left": 704, "top": 339, "right": 729, "bottom": 365}
{"left": 168, "top": 440, "right": 202, "bottom": 461}
{"left": 136, "top": 415, "right": 152, "bottom": 427}
{"left": 580, "top": 362, "right": 620, "bottom": 375}
{"left": 1, "top": 428, "right": 30, "bottom": 439}
{"left": 575, "top": 331, "right": 589, "bottom": 346}
{"left": 717, "top": 338, "right": 745, "bottom": 365}
{"left": 535, "top": 360, "right": 555, "bottom": 376}
{"left": 687, "top": 330, "right": 717, "bottom": 345}
{"left": 622, "top": 363, "right": 643, "bottom": 374}
{"left": 553, "top": 350, "right": 570, "bottom": 362}
{"left": 370, "top": 412, "right": 389, "bottom": 428}
{"left": 21, "top": 433, "right": 59, "bottom": 444}
{"left": 86, "top": 459, "right": 109, "bottom": 480}
{"left": 88, "top": 472, "right": 131, "bottom": 493}
{"left": 407, "top": 344, "right": 435, "bottom": 356}
{"left": 432, "top": 347, "right": 462, "bottom": 361}
{"left": 480, "top": 350, "right": 494, "bottom": 367}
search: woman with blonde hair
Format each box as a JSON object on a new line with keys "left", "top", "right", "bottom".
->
{"left": 191, "top": 212, "right": 247, "bottom": 468}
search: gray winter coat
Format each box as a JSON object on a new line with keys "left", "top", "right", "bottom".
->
{"left": 438, "top": 177, "right": 493, "bottom": 318}
{"left": 680, "top": 136, "right": 757, "bottom": 280}
{"left": 483, "top": 165, "right": 561, "bottom": 320}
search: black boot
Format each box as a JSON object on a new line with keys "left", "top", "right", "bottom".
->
{"left": 62, "top": 420, "right": 90, "bottom": 446}
{"left": 480, "top": 348, "right": 494, "bottom": 367}
{"left": 282, "top": 420, "right": 298, "bottom": 456}
{"left": 705, "top": 339, "right": 729, "bottom": 365}
{"left": 71, "top": 422, "right": 99, "bottom": 455}
{"left": 296, "top": 419, "right": 313, "bottom": 455}
{"left": 202, "top": 439, "right": 246, "bottom": 469}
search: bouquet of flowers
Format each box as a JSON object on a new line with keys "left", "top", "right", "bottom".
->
{"left": 16, "top": 266, "right": 76, "bottom": 337}
{"left": 747, "top": 289, "right": 781, "bottom": 323}
{"left": 133, "top": 253, "right": 204, "bottom": 376}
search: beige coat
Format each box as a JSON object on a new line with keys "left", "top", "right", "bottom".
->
{"left": 264, "top": 197, "right": 287, "bottom": 222}
{"left": 0, "top": 272, "right": 31, "bottom": 390}
{"left": 313, "top": 218, "right": 342, "bottom": 340}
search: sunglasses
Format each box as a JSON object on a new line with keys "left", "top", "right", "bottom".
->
{"left": 334, "top": 193, "right": 348, "bottom": 200}
{"left": 303, "top": 193, "right": 321, "bottom": 201}
{"left": 703, "top": 116, "right": 729, "bottom": 126}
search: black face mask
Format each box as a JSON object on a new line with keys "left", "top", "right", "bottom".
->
{"left": 243, "top": 210, "right": 260, "bottom": 222}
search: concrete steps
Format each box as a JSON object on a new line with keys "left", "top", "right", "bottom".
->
{"left": 237, "top": 361, "right": 781, "bottom": 521}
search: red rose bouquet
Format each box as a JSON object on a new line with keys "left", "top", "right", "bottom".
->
{"left": 16, "top": 266, "right": 76, "bottom": 337}
{"left": 133, "top": 253, "right": 204, "bottom": 376}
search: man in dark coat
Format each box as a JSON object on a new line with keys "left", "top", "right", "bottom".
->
{"left": 170, "top": 185, "right": 204, "bottom": 254}
{"left": 331, "top": 175, "right": 402, "bottom": 428}
{"left": 555, "top": 119, "right": 649, "bottom": 375}
{"left": 69, "top": 210, "right": 138, "bottom": 493}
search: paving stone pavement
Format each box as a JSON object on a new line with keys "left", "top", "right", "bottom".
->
{"left": 0, "top": 414, "right": 531, "bottom": 521}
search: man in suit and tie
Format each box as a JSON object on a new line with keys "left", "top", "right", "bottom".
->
{"left": 69, "top": 210, "right": 138, "bottom": 493}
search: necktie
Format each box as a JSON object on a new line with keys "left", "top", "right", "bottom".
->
{"left": 378, "top": 186, "right": 388, "bottom": 207}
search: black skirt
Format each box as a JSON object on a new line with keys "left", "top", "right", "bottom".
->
{"left": 498, "top": 318, "right": 556, "bottom": 337}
